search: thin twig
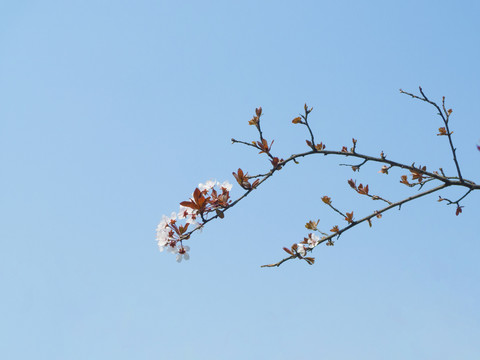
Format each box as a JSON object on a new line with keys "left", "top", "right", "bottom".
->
{"left": 175, "top": 90, "right": 479, "bottom": 268}
{"left": 301, "top": 105, "right": 316, "bottom": 148}
{"left": 261, "top": 183, "right": 451, "bottom": 267}
{"left": 400, "top": 87, "right": 463, "bottom": 182}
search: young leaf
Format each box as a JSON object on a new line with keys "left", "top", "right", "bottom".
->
{"left": 321, "top": 196, "right": 331, "bottom": 205}
{"left": 345, "top": 211, "right": 354, "bottom": 223}
{"left": 283, "top": 247, "right": 293, "bottom": 255}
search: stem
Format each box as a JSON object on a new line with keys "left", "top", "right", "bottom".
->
{"left": 261, "top": 183, "right": 451, "bottom": 268}
{"left": 402, "top": 87, "right": 463, "bottom": 182}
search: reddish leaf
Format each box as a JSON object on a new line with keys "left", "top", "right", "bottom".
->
{"left": 180, "top": 200, "right": 196, "bottom": 209}
{"left": 179, "top": 223, "right": 190, "bottom": 234}
{"left": 233, "top": 168, "right": 252, "bottom": 190}
{"left": 437, "top": 127, "right": 448, "bottom": 136}
{"left": 400, "top": 175, "right": 411, "bottom": 186}
{"left": 321, "top": 196, "right": 331, "bottom": 205}
{"left": 357, "top": 184, "right": 369, "bottom": 195}
{"left": 305, "top": 219, "right": 320, "bottom": 230}
{"left": 348, "top": 179, "right": 356, "bottom": 189}
{"left": 304, "top": 257, "right": 315, "bottom": 265}
{"left": 255, "top": 138, "right": 274, "bottom": 154}
{"left": 270, "top": 157, "right": 284, "bottom": 170}
{"left": 379, "top": 165, "right": 389, "bottom": 174}
{"left": 345, "top": 211, "right": 354, "bottom": 224}
{"left": 410, "top": 165, "right": 427, "bottom": 183}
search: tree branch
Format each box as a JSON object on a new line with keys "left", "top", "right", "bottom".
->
{"left": 158, "top": 88, "right": 479, "bottom": 267}
{"left": 261, "top": 183, "right": 450, "bottom": 267}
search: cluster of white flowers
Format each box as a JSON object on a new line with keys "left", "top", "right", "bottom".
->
{"left": 198, "top": 179, "right": 233, "bottom": 192}
{"left": 155, "top": 212, "right": 193, "bottom": 262}
{"left": 156, "top": 180, "right": 233, "bottom": 262}
{"left": 156, "top": 212, "right": 176, "bottom": 252}
{"left": 296, "top": 233, "right": 320, "bottom": 256}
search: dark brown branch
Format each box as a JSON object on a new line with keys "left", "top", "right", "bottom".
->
{"left": 231, "top": 138, "right": 256, "bottom": 148}
{"left": 261, "top": 183, "right": 451, "bottom": 267}
{"left": 172, "top": 90, "right": 479, "bottom": 268}
{"left": 325, "top": 202, "right": 346, "bottom": 219}
{"left": 280, "top": 150, "right": 478, "bottom": 190}
{"left": 301, "top": 105, "right": 316, "bottom": 148}
{"left": 365, "top": 193, "right": 392, "bottom": 205}
{"left": 182, "top": 148, "right": 479, "bottom": 244}
{"left": 340, "top": 159, "right": 368, "bottom": 170}
{"left": 400, "top": 87, "right": 463, "bottom": 182}
{"left": 440, "top": 188, "right": 474, "bottom": 206}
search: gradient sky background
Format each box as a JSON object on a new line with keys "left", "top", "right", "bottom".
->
{"left": 1, "top": 1, "right": 480, "bottom": 359}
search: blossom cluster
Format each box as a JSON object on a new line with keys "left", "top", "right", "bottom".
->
{"left": 156, "top": 180, "right": 233, "bottom": 262}
{"left": 296, "top": 233, "right": 320, "bottom": 256}
{"left": 155, "top": 92, "right": 479, "bottom": 268}
{"left": 282, "top": 232, "right": 320, "bottom": 265}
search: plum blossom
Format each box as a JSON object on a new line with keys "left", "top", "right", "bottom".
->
{"left": 176, "top": 246, "right": 190, "bottom": 262}
{"left": 296, "top": 244, "right": 307, "bottom": 257}
{"left": 177, "top": 205, "right": 193, "bottom": 219}
{"left": 199, "top": 179, "right": 233, "bottom": 193}
{"left": 199, "top": 179, "right": 217, "bottom": 191}
{"left": 157, "top": 212, "right": 176, "bottom": 231}
{"left": 156, "top": 212, "right": 177, "bottom": 251}
{"left": 220, "top": 181, "right": 233, "bottom": 191}
{"left": 306, "top": 233, "right": 320, "bottom": 248}
{"left": 157, "top": 236, "right": 170, "bottom": 252}
{"left": 178, "top": 205, "right": 199, "bottom": 225}
{"left": 157, "top": 179, "right": 232, "bottom": 262}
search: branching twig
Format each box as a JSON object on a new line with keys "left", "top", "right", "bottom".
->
{"left": 340, "top": 158, "right": 368, "bottom": 171}
{"left": 261, "top": 183, "right": 450, "bottom": 267}
{"left": 302, "top": 105, "right": 316, "bottom": 149}
{"left": 400, "top": 87, "right": 463, "bottom": 182}
{"left": 158, "top": 88, "right": 479, "bottom": 267}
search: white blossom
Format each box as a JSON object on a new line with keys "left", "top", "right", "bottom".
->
{"left": 157, "top": 212, "right": 176, "bottom": 230}
{"left": 176, "top": 246, "right": 190, "bottom": 262}
{"left": 296, "top": 244, "right": 306, "bottom": 257}
{"left": 220, "top": 181, "right": 233, "bottom": 191}
{"left": 156, "top": 212, "right": 177, "bottom": 252}
{"left": 178, "top": 205, "right": 196, "bottom": 222}
{"left": 167, "top": 243, "right": 178, "bottom": 254}
{"left": 199, "top": 179, "right": 217, "bottom": 191}
{"left": 307, "top": 233, "right": 320, "bottom": 248}
{"left": 157, "top": 235, "right": 169, "bottom": 252}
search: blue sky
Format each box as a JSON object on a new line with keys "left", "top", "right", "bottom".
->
{"left": 1, "top": 1, "right": 479, "bottom": 359}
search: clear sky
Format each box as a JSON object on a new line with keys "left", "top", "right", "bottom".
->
{"left": 1, "top": 1, "right": 480, "bottom": 359}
